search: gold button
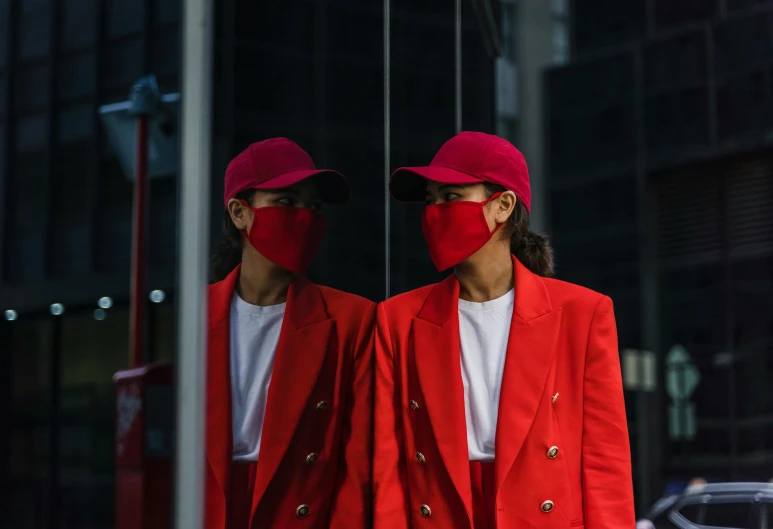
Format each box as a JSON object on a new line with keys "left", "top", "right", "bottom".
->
{"left": 420, "top": 504, "right": 432, "bottom": 517}
{"left": 306, "top": 452, "right": 319, "bottom": 465}
{"left": 547, "top": 446, "right": 559, "bottom": 459}
{"left": 410, "top": 399, "right": 420, "bottom": 410}
{"left": 316, "top": 400, "right": 328, "bottom": 411}
{"left": 541, "top": 500, "right": 554, "bottom": 513}
{"left": 296, "top": 504, "right": 310, "bottom": 517}
{"left": 416, "top": 452, "right": 426, "bottom": 464}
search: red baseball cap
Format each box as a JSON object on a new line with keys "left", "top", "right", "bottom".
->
{"left": 390, "top": 131, "right": 531, "bottom": 212}
{"left": 223, "top": 137, "right": 350, "bottom": 206}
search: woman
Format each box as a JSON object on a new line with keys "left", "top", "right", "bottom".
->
{"left": 206, "top": 138, "right": 374, "bottom": 529}
{"left": 373, "top": 131, "right": 634, "bottom": 529}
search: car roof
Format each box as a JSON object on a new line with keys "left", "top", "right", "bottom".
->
{"left": 680, "top": 482, "right": 773, "bottom": 500}
{"left": 647, "top": 483, "right": 773, "bottom": 521}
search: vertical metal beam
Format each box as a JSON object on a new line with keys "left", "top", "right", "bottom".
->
{"left": 0, "top": 0, "right": 18, "bottom": 282}
{"left": 455, "top": 0, "right": 462, "bottom": 133}
{"left": 313, "top": 0, "right": 331, "bottom": 280}
{"left": 47, "top": 315, "right": 62, "bottom": 529}
{"left": 221, "top": 0, "right": 235, "bottom": 142}
{"left": 218, "top": 0, "right": 236, "bottom": 255}
{"left": 633, "top": 43, "right": 658, "bottom": 514}
{"left": 43, "top": 0, "right": 62, "bottom": 279}
{"left": 719, "top": 167, "right": 738, "bottom": 479}
{"left": 314, "top": 0, "right": 329, "bottom": 166}
{"left": 383, "top": 0, "right": 391, "bottom": 300}
{"left": 45, "top": 0, "right": 63, "bottom": 516}
{"left": 87, "top": 0, "right": 107, "bottom": 273}
{"left": 708, "top": 20, "right": 734, "bottom": 477}
{"left": 175, "top": 0, "right": 213, "bottom": 527}
{"left": 705, "top": 24, "right": 718, "bottom": 148}
{"left": 0, "top": 320, "right": 12, "bottom": 517}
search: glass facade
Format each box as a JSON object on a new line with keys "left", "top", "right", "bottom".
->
{"left": 1, "top": 0, "right": 504, "bottom": 525}
{"left": 1, "top": 0, "right": 772, "bottom": 526}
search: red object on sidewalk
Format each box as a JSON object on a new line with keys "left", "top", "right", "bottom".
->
{"left": 114, "top": 363, "right": 174, "bottom": 529}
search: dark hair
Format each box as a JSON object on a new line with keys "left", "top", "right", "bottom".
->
{"left": 485, "top": 183, "right": 555, "bottom": 277}
{"left": 210, "top": 189, "right": 256, "bottom": 282}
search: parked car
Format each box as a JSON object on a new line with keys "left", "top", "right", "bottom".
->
{"left": 644, "top": 482, "right": 773, "bottom": 529}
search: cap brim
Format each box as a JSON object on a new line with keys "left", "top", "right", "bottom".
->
{"left": 389, "top": 166, "right": 485, "bottom": 202}
{"left": 254, "top": 168, "right": 351, "bottom": 204}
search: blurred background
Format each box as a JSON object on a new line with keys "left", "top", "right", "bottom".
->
{"left": 1, "top": 0, "right": 772, "bottom": 528}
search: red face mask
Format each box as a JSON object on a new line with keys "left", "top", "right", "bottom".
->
{"left": 421, "top": 193, "right": 503, "bottom": 271}
{"left": 241, "top": 202, "right": 326, "bottom": 275}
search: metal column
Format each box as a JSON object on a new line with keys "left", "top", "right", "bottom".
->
{"left": 384, "top": 0, "right": 391, "bottom": 300}
{"left": 633, "top": 43, "right": 659, "bottom": 514}
{"left": 175, "top": 0, "right": 214, "bottom": 527}
{"left": 455, "top": 0, "right": 463, "bottom": 133}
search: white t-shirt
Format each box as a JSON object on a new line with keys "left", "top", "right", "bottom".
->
{"left": 229, "top": 292, "right": 286, "bottom": 462}
{"left": 458, "top": 289, "right": 514, "bottom": 461}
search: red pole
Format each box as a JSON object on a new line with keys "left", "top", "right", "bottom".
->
{"left": 129, "top": 115, "right": 149, "bottom": 368}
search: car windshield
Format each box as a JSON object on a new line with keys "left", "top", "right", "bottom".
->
{"left": 701, "top": 501, "right": 753, "bottom": 529}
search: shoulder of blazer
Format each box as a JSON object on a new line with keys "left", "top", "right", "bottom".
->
{"left": 378, "top": 283, "right": 437, "bottom": 325}
{"left": 317, "top": 285, "right": 377, "bottom": 330}
{"left": 207, "top": 265, "right": 241, "bottom": 328}
{"left": 317, "top": 285, "right": 376, "bottom": 313}
{"left": 540, "top": 276, "right": 610, "bottom": 315}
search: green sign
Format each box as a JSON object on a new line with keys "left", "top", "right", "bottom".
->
{"left": 666, "top": 345, "right": 701, "bottom": 440}
{"left": 666, "top": 345, "right": 700, "bottom": 401}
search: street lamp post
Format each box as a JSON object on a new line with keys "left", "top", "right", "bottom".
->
{"left": 126, "top": 76, "right": 160, "bottom": 369}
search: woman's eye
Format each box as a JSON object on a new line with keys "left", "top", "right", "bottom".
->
{"left": 445, "top": 193, "right": 460, "bottom": 201}
{"left": 277, "top": 197, "right": 294, "bottom": 206}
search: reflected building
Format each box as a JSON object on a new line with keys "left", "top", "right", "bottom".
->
{"left": 1, "top": 1, "right": 181, "bottom": 527}
{"left": 0, "top": 0, "right": 501, "bottom": 527}
{"left": 548, "top": 0, "right": 773, "bottom": 511}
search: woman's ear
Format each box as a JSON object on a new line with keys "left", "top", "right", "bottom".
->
{"left": 227, "top": 198, "right": 251, "bottom": 231}
{"left": 495, "top": 191, "right": 517, "bottom": 224}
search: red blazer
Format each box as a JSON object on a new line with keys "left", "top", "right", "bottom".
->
{"left": 205, "top": 265, "right": 375, "bottom": 529}
{"left": 373, "top": 257, "right": 634, "bottom": 529}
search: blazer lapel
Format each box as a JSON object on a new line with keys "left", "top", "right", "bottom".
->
{"left": 251, "top": 276, "right": 333, "bottom": 516}
{"left": 494, "top": 257, "right": 562, "bottom": 493}
{"left": 205, "top": 265, "right": 242, "bottom": 513}
{"left": 413, "top": 275, "right": 474, "bottom": 525}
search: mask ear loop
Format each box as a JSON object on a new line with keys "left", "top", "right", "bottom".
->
{"left": 482, "top": 191, "right": 504, "bottom": 205}
{"left": 237, "top": 198, "right": 257, "bottom": 211}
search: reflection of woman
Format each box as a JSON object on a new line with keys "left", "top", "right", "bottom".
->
{"left": 373, "top": 132, "right": 634, "bottom": 529}
{"left": 205, "top": 138, "right": 374, "bottom": 529}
